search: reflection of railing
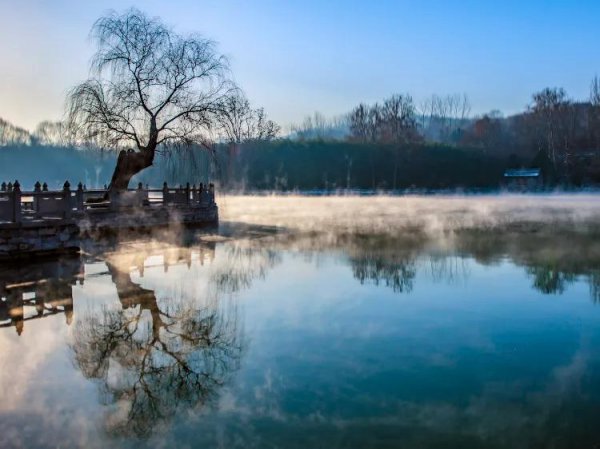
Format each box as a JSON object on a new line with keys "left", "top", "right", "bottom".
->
{"left": 0, "top": 180, "right": 216, "bottom": 224}
{"left": 0, "top": 257, "right": 84, "bottom": 335}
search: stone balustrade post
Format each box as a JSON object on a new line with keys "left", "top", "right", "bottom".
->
{"left": 198, "top": 183, "right": 205, "bottom": 206}
{"left": 209, "top": 183, "right": 215, "bottom": 204}
{"left": 12, "top": 180, "right": 21, "bottom": 224}
{"left": 42, "top": 182, "right": 48, "bottom": 192}
{"left": 192, "top": 184, "right": 198, "bottom": 203}
{"left": 185, "top": 182, "right": 190, "bottom": 205}
{"left": 33, "top": 181, "right": 42, "bottom": 215}
{"left": 162, "top": 182, "right": 169, "bottom": 205}
{"left": 76, "top": 182, "right": 84, "bottom": 211}
{"left": 137, "top": 182, "right": 144, "bottom": 206}
{"left": 63, "top": 181, "right": 72, "bottom": 219}
{"left": 1, "top": 182, "right": 6, "bottom": 191}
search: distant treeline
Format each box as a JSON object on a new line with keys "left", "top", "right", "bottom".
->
{"left": 289, "top": 84, "right": 600, "bottom": 186}
{"left": 217, "top": 141, "right": 506, "bottom": 191}
{"left": 213, "top": 140, "right": 506, "bottom": 190}
{"left": 0, "top": 141, "right": 503, "bottom": 191}
{"left": 4, "top": 80, "right": 600, "bottom": 190}
{"left": 1, "top": 139, "right": 598, "bottom": 191}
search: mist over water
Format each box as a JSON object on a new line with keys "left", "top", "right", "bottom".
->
{"left": 220, "top": 193, "right": 600, "bottom": 234}
{"left": 3, "top": 194, "right": 600, "bottom": 448}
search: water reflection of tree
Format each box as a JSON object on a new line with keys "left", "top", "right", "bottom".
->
{"left": 588, "top": 271, "right": 600, "bottom": 303}
{"left": 351, "top": 255, "right": 416, "bottom": 293}
{"left": 426, "top": 254, "right": 470, "bottom": 284}
{"left": 271, "top": 229, "right": 600, "bottom": 301}
{"left": 70, "top": 241, "right": 279, "bottom": 438}
{"left": 211, "top": 244, "right": 281, "bottom": 293}
{"left": 526, "top": 266, "right": 576, "bottom": 295}
{"left": 457, "top": 229, "right": 600, "bottom": 299}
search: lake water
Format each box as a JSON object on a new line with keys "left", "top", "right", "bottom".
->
{"left": 3, "top": 195, "right": 600, "bottom": 448}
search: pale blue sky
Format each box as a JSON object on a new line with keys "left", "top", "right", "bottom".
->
{"left": 1, "top": 0, "right": 600, "bottom": 131}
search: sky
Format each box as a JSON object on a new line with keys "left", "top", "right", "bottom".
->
{"left": 1, "top": 0, "right": 600, "bottom": 131}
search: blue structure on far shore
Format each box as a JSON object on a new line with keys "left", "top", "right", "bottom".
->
{"left": 503, "top": 168, "right": 543, "bottom": 190}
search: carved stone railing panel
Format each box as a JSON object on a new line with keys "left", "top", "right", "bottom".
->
{"left": 0, "top": 180, "right": 216, "bottom": 225}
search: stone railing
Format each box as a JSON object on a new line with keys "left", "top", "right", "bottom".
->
{"left": 0, "top": 180, "right": 81, "bottom": 224}
{"left": 0, "top": 180, "right": 216, "bottom": 225}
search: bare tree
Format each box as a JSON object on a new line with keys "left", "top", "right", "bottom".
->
{"left": 529, "top": 87, "right": 573, "bottom": 173}
{"left": 67, "top": 9, "right": 234, "bottom": 192}
{"left": 217, "top": 93, "right": 280, "bottom": 183}
{"left": 459, "top": 93, "right": 472, "bottom": 121}
{"left": 379, "top": 94, "right": 419, "bottom": 143}
{"left": 418, "top": 98, "right": 432, "bottom": 132}
{"left": 349, "top": 96, "right": 419, "bottom": 144}
{"left": 418, "top": 93, "right": 470, "bottom": 142}
{"left": 292, "top": 111, "right": 336, "bottom": 140}
{"left": 348, "top": 104, "right": 370, "bottom": 142}
{"left": 591, "top": 76, "right": 600, "bottom": 106}
{"left": 0, "top": 118, "right": 31, "bottom": 146}
{"left": 33, "top": 120, "right": 67, "bottom": 146}
{"left": 253, "top": 107, "right": 281, "bottom": 140}
{"left": 420, "top": 94, "right": 450, "bottom": 141}
{"left": 218, "top": 93, "right": 280, "bottom": 144}
{"left": 589, "top": 76, "right": 600, "bottom": 149}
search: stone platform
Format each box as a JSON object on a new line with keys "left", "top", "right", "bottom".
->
{"left": 0, "top": 220, "right": 80, "bottom": 261}
{"left": 79, "top": 203, "right": 219, "bottom": 233}
{"left": 0, "top": 181, "right": 218, "bottom": 261}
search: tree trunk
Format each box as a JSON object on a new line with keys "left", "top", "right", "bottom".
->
{"left": 108, "top": 148, "right": 155, "bottom": 192}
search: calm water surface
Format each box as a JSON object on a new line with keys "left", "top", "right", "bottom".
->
{"left": 3, "top": 196, "right": 600, "bottom": 448}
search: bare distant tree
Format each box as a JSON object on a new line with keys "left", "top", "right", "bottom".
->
{"left": 418, "top": 98, "right": 432, "bottom": 132}
{"left": 292, "top": 111, "right": 334, "bottom": 140}
{"left": 379, "top": 94, "right": 419, "bottom": 143}
{"left": 529, "top": 87, "right": 573, "bottom": 171}
{"left": 218, "top": 93, "right": 279, "bottom": 182}
{"left": 432, "top": 94, "right": 450, "bottom": 137}
{"left": 589, "top": 76, "right": 600, "bottom": 148}
{"left": 459, "top": 93, "right": 472, "bottom": 121}
{"left": 253, "top": 108, "right": 281, "bottom": 140}
{"left": 418, "top": 93, "right": 471, "bottom": 142}
{"left": 0, "top": 118, "right": 31, "bottom": 146}
{"left": 34, "top": 120, "right": 67, "bottom": 146}
{"left": 67, "top": 9, "right": 235, "bottom": 192}
{"left": 218, "top": 93, "right": 280, "bottom": 144}
{"left": 348, "top": 104, "right": 371, "bottom": 142}
{"left": 591, "top": 76, "right": 600, "bottom": 106}
{"left": 349, "top": 95, "right": 419, "bottom": 144}
{"left": 449, "top": 93, "right": 471, "bottom": 139}
{"left": 367, "top": 104, "right": 381, "bottom": 142}
{"left": 421, "top": 94, "right": 450, "bottom": 140}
